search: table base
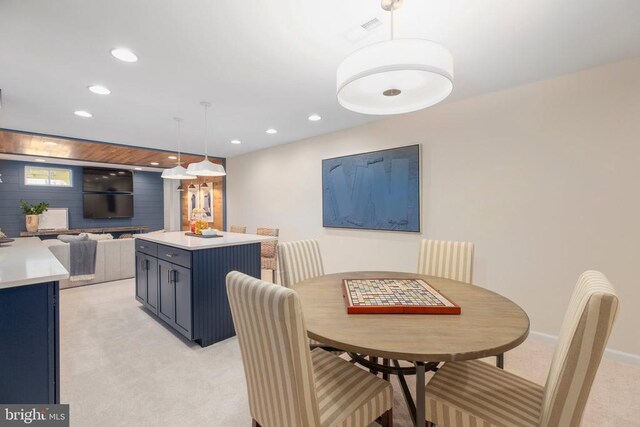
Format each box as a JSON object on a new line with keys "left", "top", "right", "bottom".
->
{"left": 347, "top": 353, "right": 439, "bottom": 426}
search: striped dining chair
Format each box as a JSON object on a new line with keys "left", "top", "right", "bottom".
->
{"left": 226, "top": 271, "right": 393, "bottom": 427}
{"left": 416, "top": 239, "right": 500, "bottom": 367}
{"left": 278, "top": 239, "right": 339, "bottom": 352}
{"left": 424, "top": 270, "right": 619, "bottom": 427}
{"left": 277, "top": 239, "right": 324, "bottom": 289}
{"left": 230, "top": 225, "right": 247, "bottom": 233}
{"left": 257, "top": 227, "right": 279, "bottom": 283}
{"left": 417, "top": 239, "right": 474, "bottom": 284}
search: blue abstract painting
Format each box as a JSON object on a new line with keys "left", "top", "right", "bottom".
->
{"left": 322, "top": 144, "right": 420, "bottom": 232}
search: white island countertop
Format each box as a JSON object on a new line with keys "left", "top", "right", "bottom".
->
{"left": 135, "top": 231, "right": 276, "bottom": 251}
{"left": 0, "top": 237, "right": 69, "bottom": 290}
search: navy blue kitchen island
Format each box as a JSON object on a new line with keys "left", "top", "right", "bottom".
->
{"left": 134, "top": 231, "right": 274, "bottom": 347}
{"left": 0, "top": 237, "right": 69, "bottom": 404}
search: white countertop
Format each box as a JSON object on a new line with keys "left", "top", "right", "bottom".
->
{"left": 0, "top": 237, "right": 70, "bottom": 290}
{"left": 135, "top": 231, "right": 276, "bottom": 251}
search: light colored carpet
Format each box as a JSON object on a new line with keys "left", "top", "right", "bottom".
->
{"left": 60, "top": 278, "right": 640, "bottom": 427}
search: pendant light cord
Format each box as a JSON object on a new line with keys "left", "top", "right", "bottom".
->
{"left": 390, "top": 4, "right": 394, "bottom": 40}
{"left": 203, "top": 104, "right": 209, "bottom": 159}
{"left": 176, "top": 118, "right": 182, "bottom": 165}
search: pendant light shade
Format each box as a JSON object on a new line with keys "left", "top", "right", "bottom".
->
{"left": 336, "top": 0, "right": 453, "bottom": 115}
{"left": 186, "top": 101, "right": 226, "bottom": 177}
{"left": 186, "top": 159, "right": 226, "bottom": 177}
{"left": 161, "top": 164, "right": 194, "bottom": 180}
{"left": 162, "top": 117, "right": 196, "bottom": 180}
{"left": 337, "top": 39, "right": 453, "bottom": 115}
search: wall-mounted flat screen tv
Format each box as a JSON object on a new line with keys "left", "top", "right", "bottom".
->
{"left": 83, "top": 168, "right": 133, "bottom": 193}
{"left": 83, "top": 193, "right": 134, "bottom": 219}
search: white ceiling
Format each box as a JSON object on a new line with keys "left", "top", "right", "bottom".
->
{"left": 1, "top": 0, "right": 639, "bottom": 158}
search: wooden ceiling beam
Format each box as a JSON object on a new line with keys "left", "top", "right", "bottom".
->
{"left": 0, "top": 129, "right": 222, "bottom": 168}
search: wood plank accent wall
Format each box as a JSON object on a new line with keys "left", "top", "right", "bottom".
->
{"left": 180, "top": 176, "right": 224, "bottom": 231}
{"left": 0, "top": 129, "right": 223, "bottom": 169}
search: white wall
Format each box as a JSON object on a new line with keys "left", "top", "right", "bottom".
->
{"left": 163, "top": 179, "right": 182, "bottom": 231}
{"left": 227, "top": 57, "right": 640, "bottom": 357}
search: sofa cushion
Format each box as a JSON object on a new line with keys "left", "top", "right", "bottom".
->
{"left": 80, "top": 232, "right": 114, "bottom": 241}
{"left": 58, "top": 234, "right": 88, "bottom": 243}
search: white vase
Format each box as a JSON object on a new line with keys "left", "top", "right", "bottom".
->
{"left": 26, "top": 215, "right": 39, "bottom": 233}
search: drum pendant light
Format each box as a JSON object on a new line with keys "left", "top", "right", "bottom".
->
{"left": 336, "top": 0, "right": 453, "bottom": 115}
{"left": 162, "top": 117, "right": 196, "bottom": 180}
{"left": 186, "top": 102, "right": 226, "bottom": 177}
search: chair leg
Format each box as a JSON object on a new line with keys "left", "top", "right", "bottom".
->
{"left": 381, "top": 408, "right": 392, "bottom": 427}
{"left": 252, "top": 420, "right": 261, "bottom": 427}
{"left": 496, "top": 353, "right": 504, "bottom": 369}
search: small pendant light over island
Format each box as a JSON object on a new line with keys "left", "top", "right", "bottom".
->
{"left": 186, "top": 101, "right": 226, "bottom": 177}
{"left": 161, "top": 117, "right": 196, "bottom": 180}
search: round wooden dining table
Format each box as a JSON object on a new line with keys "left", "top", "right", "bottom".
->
{"left": 295, "top": 271, "right": 530, "bottom": 427}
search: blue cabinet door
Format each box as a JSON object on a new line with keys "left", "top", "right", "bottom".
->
{"left": 173, "top": 264, "right": 192, "bottom": 339}
{"left": 136, "top": 253, "right": 159, "bottom": 315}
{"left": 0, "top": 282, "right": 59, "bottom": 403}
{"left": 135, "top": 253, "right": 147, "bottom": 303}
{"left": 146, "top": 256, "right": 159, "bottom": 313}
{"left": 158, "top": 260, "right": 174, "bottom": 324}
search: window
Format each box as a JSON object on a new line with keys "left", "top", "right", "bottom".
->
{"left": 25, "top": 166, "right": 73, "bottom": 187}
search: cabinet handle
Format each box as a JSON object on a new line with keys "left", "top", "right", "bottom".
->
{"left": 165, "top": 253, "right": 177, "bottom": 258}
{"left": 145, "top": 259, "right": 150, "bottom": 271}
{"left": 172, "top": 270, "right": 178, "bottom": 283}
{"left": 139, "top": 245, "right": 147, "bottom": 249}
{"left": 167, "top": 269, "right": 172, "bottom": 283}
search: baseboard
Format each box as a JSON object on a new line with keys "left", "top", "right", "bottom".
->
{"left": 529, "top": 331, "right": 640, "bottom": 366}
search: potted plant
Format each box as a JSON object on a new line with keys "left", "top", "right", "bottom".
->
{"left": 20, "top": 201, "right": 50, "bottom": 233}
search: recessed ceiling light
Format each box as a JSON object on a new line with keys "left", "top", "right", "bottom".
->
{"left": 35, "top": 159, "right": 46, "bottom": 162}
{"left": 74, "top": 110, "right": 93, "bottom": 118}
{"left": 43, "top": 141, "right": 57, "bottom": 146}
{"left": 266, "top": 128, "right": 277, "bottom": 134}
{"left": 150, "top": 162, "right": 159, "bottom": 166}
{"left": 230, "top": 139, "right": 241, "bottom": 145}
{"left": 168, "top": 155, "right": 177, "bottom": 160}
{"left": 110, "top": 48, "right": 138, "bottom": 63}
{"left": 109, "top": 173, "right": 116, "bottom": 176}
{"left": 134, "top": 167, "right": 142, "bottom": 171}
{"left": 308, "top": 114, "right": 322, "bottom": 121}
{"left": 88, "top": 85, "right": 111, "bottom": 95}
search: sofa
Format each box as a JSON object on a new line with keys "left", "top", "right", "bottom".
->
{"left": 43, "top": 238, "right": 135, "bottom": 289}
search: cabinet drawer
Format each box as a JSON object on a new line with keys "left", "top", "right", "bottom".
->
{"left": 136, "top": 240, "right": 157, "bottom": 257}
{"left": 158, "top": 244, "right": 191, "bottom": 268}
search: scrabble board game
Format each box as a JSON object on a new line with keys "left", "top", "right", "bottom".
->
{"left": 342, "top": 278, "right": 461, "bottom": 314}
